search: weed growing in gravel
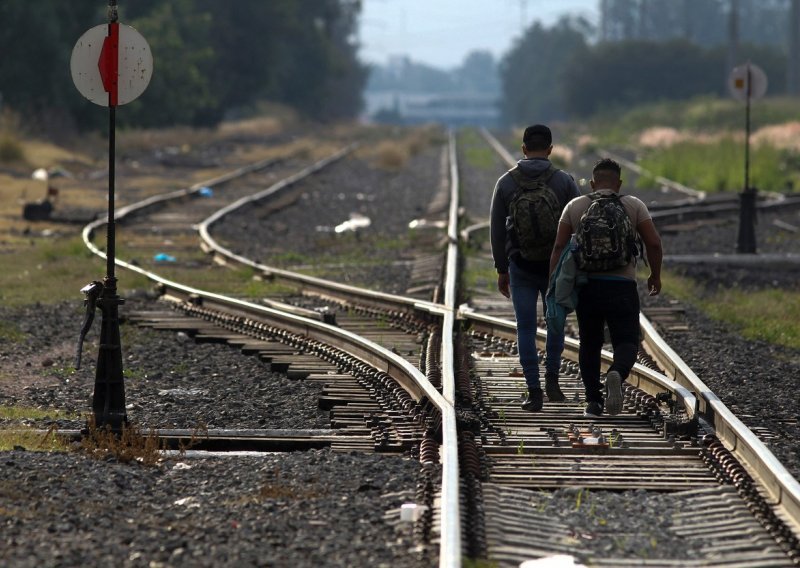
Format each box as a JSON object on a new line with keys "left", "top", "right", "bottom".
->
{"left": 50, "top": 365, "right": 77, "bottom": 381}
{"left": 77, "top": 418, "right": 165, "bottom": 466}
{"left": 241, "top": 467, "right": 325, "bottom": 502}
{"left": 463, "top": 262, "right": 496, "bottom": 295}
{"left": 171, "top": 361, "right": 190, "bottom": 375}
{"left": 0, "top": 321, "right": 25, "bottom": 342}
{"left": 575, "top": 488, "right": 586, "bottom": 510}
{"left": 122, "top": 368, "right": 147, "bottom": 381}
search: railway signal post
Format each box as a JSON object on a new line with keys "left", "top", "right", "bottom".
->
{"left": 70, "top": 0, "right": 153, "bottom": 432}
{"left": 728, "top": 62, "right": 767, "bottom": 254}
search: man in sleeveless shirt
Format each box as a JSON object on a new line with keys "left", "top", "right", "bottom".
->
{"left": 549, "top": 158, "right": 663, "bottom": 417}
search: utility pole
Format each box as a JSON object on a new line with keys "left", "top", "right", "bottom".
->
{"left": 727, "top": 0, "right": 740, "bottom": 77}
{"left": 600, "top": 0, "right": 609, "bottom": 41}
{"left": 788, "top": 0, "right": 800, "bottom": 95}
{"left": 519, "top": 0, "right": 528, "bottom": 35}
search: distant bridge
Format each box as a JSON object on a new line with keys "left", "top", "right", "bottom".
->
{"left": 365, "top": 91, "right": 500, "bottom": 127}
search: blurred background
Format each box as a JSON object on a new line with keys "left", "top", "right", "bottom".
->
{"left": 1, "top": 0, "right": 798, "bottom": 132}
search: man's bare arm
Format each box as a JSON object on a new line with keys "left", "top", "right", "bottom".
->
{"left": 637, "top": 218, "right": 662, "bottom": 295}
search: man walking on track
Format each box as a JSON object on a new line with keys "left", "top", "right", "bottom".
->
{"left": 549, "top": 158, "right": 663, "bottom": 418}
{"left": 490, "top": 124, "right": 581, "bottom": 412}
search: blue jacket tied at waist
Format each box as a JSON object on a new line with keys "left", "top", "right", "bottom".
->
{"left": 545, "top": 238, "right": 586, "bottom": 337}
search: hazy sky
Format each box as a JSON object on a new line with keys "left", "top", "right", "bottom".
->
{"left": 359, "top": 0, "right": 598, "bottom": 69}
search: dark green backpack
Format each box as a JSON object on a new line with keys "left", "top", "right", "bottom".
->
{"left": 506, "top": 165, "right": 561, "bottom": 262}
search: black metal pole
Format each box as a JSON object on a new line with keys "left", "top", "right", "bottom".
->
{"left": 91, "top": 0, "right": 127, "bottom": 432}
{"left": 744, "top": 63, "right": 751, "bottom": 193}
{"left": 737, "top": 62, "right": 757, "bottom": 253}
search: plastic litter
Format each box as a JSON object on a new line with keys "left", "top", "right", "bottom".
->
{"left": 198, "top": 186, "right": 213, "bottom": 197}
{"left": 400, "top": 503, "right": 428, "bottom": 522}
{"left": 520, "top": 555, "right": 587, "bottom": 567}
{"left": 334, "top": 212, "right": 371, "bottom": 233}
{"left": 154, "top": 253, "right": 176, "bottom": 262}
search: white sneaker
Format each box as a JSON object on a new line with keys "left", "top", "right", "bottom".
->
{"left": 605, "top": 370, "right": 623, "bottom": 416}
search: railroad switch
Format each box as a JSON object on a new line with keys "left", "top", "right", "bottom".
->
{"left": 76, "top": 277, "right": 129, "bottom": 433}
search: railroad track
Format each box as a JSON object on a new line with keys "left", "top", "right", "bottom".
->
{"left": 74, "top": 127, "right": 800, "bottom": 566}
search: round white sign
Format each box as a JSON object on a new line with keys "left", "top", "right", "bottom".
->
{"left": 70, "top": 24, "right": 153, "bottom": 106}
{"left": 728, "top": 63, "right": 768, "bottom": 102}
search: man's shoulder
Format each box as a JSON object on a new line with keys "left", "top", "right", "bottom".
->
{"left": 565, "top": 193, "right": 590, "bottom": 207}
{"left": 619, "top": 194, "right": 651, "bottom": 211}
{"left": 619, "top": 193, "right": 645, "bottom": 203}
{"left": 560, "top": 194, "right": 590, "bottom": 224}
{"left": 550, "top": 168, "right": 576, "bottom": 184}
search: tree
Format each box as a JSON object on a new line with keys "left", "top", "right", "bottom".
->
{"left": 125, "top": 0, "right": 217, "bottom": 127}
{"left": 455, "top": 51, "right": 499, "bottom": 94}
{"left": 0, "top": 0, "right": 366, "bottom": 132}
{"left": 499, "top": 17, "right": 589, "bottom": 125}
{"left": 560, "top": 38, "right": 786, "bottom": 116}
{"left": 0, "top": 2, "right": 102, "bottom": 133}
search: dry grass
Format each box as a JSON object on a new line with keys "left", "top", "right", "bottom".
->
{"left": 370, "top": 140, "right": 410, "bottom": 170}
{"left": 359, "top": 125, "right": 443, "bottom": 170}
{"left": 752, "top": 121, "right": 800, "bottom": 151}
{"left": 0, "top": 135, "right": 25, "bottom": 162}
{"left": 637, "top": 126, "right": 731, "bottom": 149}
{"left": 637, "top": 121, "right": 800, "bottom": 152}
{"left": 77, "top": 417, "right": 166, "bottom": 466}
{"left": 550, "top": 144, "right": 574, "bottom": 167}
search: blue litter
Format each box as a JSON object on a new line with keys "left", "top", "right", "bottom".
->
{"left": 198, "top": 187, "right": 213, "bottom": 197}
{"left": 154, "top": 253, "right": 176, "bottom": 262}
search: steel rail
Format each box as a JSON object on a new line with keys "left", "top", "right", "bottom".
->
{"left": 460, "top": 308, "right": 699, "bottom": 417}
{"left": 83, "top": 222, "right": 446, "bottom": 405}
{"left": 194, "top": 138, "right": 463, "bottom": 567}
{"left": 82, "top": 140, "right": 466, "bottom": 566}
{"left": 639, "top": 315, "right": 800, "bottom": 534}
{"left": 460, "top": 307, "right": 800, "bottom": 535}
{"left": 437, "top": 130, "right": 461, "bottom": 568}
{"left": 193, "top": 146, "right": 455, "bottom": 321}
{"left": 471, "top": 126, "right": 800, "bottom": 541}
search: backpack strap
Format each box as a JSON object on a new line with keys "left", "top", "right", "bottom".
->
{"left": 509, "top": 164, "right": 558, "bottom": 190}
{"left": 588, "top": 190, "right": 619, "bottom": 201}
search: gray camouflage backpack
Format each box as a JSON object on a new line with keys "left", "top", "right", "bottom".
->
{"left": 574, "top": 192, "right": 640, "bottom": 272}
{"left": 505, "top": 165, "right": 560, "bottom": 262}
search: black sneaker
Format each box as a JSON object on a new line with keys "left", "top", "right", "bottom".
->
{"left": 584, "top": 401, "right": 603, "bottom": 418}
{"left": 544, "top": 372, "right": 565, "bottom": 402}
{"left": 605, "top": 370, "right": 623, "bottom": 416}
{"left": 521, "top": 388, "right": 544, "bottom": 412}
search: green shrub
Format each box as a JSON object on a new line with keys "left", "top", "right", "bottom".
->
{"left": 0, "top": 135, "right": 25, "bottom": 162}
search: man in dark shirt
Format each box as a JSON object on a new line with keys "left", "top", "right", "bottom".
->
{"left": 489, "top": 124, "right": 581, "bottom": 411}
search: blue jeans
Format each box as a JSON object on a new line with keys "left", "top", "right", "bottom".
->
{"left": 509, "top": 259, "right": 564, "bottom": 391}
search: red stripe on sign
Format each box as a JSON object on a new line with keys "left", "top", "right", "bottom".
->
{"left": 98, "top": 22, "right": 119, "bottom": 106}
